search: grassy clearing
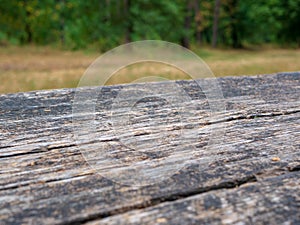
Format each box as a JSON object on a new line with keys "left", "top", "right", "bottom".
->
{"left": 0, "top": 45, "right": 299, "bottom": 94}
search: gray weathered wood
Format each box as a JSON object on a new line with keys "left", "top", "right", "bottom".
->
{"left": 0, "top": 72, "right": 299, "bottom": 225}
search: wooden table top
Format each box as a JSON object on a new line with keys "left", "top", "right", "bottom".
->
{"left": 0, "top": 72, "right": 299, "bottom": 225}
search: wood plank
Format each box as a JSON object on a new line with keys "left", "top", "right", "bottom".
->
{"left": 0, "top": 72, "right": 299, "bottom": 224}
{"left": 88, "top": 172, "right": 300, "bottom": 225}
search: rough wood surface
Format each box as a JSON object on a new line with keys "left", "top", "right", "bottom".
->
{"left": 0, "top": 72, "right": 299, "bottom": 225}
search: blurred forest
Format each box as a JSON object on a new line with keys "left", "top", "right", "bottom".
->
{"left": 1, "top": 0, "right": 300, "bottom": 51}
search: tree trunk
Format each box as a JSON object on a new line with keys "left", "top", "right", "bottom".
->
{"left": 212, "top": 0, "right": 221, "bottom": 48}
{"left": 106, "top": 0, "right": 110, "bottom": 20}
{"left": 181, "top": 1, "right": 193, "bottom": 49}
{"left": 194, "top": 0, "right": 202, "bottom": 45}
{"left": 230, "top": 0, "right": 242, "bottom": 48}
{"left": 59, "top": 0, "right": 65, "bottom": 46}
{"left": 23, "top": 2, "right": 32, "bottom": 44}
{"left": 124, "top": 0, "right": 132, "bottom": 43}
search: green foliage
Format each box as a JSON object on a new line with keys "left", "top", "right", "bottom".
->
{"left": 130, "top": 0, "right": 184, "bottom": 42}
{"left": 0, "top": 0, "right": 299, "bottom": 49}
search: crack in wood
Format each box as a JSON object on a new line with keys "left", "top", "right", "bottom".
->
{"left": 59, "top": 175, "right": 258, "bottom": 225}
{"left": 207, "top": 109, "right": 300, "bottom": 125}
{"left": 287, "top": 164, "right": 300, "bottom": 172}
{"left": 0, "top": 144, "right": 77, "bottom": 159}
{"left": 61, "top": 169, "right": 300, "bottom": 225}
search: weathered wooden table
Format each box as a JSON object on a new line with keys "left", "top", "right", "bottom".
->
{"left": 0, "top": 72, "right": 299, "bottom": 225}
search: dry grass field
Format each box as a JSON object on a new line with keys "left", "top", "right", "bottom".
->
{"left": 0, "top": 45, "right": 299, "bottom": 94}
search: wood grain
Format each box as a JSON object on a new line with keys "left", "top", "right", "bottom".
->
{"left": 0, "top": 72, "right": 299, "bottom": 225}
